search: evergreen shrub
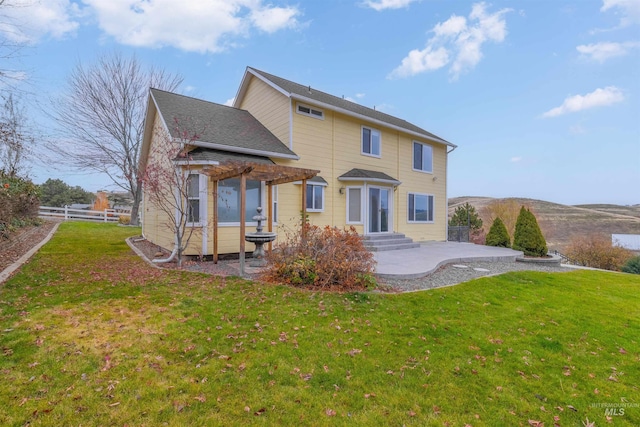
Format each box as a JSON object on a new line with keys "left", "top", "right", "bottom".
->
{"left": 486, "top": 217, "right": 510, "bottom": 248}
{"left": 512, "top": 206, "right": 547, "bottom": 257}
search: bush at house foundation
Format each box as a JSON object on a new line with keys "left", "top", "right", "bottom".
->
{"left": 261, "top": 224, "right": 376, "bottom": 290}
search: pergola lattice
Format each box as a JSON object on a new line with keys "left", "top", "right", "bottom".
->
{"left": 201, "top": 161, "right": 320, "bottom": 275}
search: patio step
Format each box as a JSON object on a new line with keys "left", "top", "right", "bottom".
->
{"left": 362, "top": 233, "right": 420, "bottom": 252}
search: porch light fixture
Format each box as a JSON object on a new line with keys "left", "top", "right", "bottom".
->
{"left": 339, "top": 187, "right": 345, "bottom": 195}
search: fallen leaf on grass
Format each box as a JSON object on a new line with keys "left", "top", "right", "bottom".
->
{"left": 325, "top": 408, "right": 336, "bottom": 416}
{"left": 408, "top": 410, "right": 416, "bottom": 417}
{"left": 254, "top": 408, "right": 266, "bottom": 416}
{"left": 364, "top": 393, "right": 376, "bottom": 399}
{"left": 528, "top": 420, "right": 544, "bottom": 427}
{"left": 194, "top": 395, "right": 206, "bottom": 403}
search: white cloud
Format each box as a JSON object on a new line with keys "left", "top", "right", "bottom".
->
{"left": 83, "top": 0, "right": 302, "bottom": 53}
{"left": 362, "top": 0, "right": 420, "bottom": 12}
{"left": 389, "top": 2, "right": 512, "bottom": 80}
{"left": 510, "top": 156, "right": 522, "bottom": 163}
{"left": 355, "top": 93, "right": 365, "bottom": 99}
{"left": 601, "top": 0, "right": 640, "bottom": 28}
{"left": 577, "top": 41, "right": 640, "bottom": 62}
{"left": 541, "top": 86, "right": 624, "bottom": 118}
{"left": 250, "top": 5, "right": 300, "bottom": 33}
{"left": 224, "top": 97, "right": 236, "bottom": 106}
{"left": 0, "top": 0, "right": 79, "bottom": 43}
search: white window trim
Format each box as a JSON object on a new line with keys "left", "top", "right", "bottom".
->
{"left": 412, "top": 141, "right": 433, "bottom": 174}
{"left": 361, "top": 126, "right": 381, "bottom": 158}
{"left": 346, "top": 186, "right": 364, "bottom": 224}
{"left": 306, "top": 183, "right": 325, "bottom": 212}
{"left": 407, "top": 192, "right": 435, "bottom": 224}
{"left": 296, "top": 103, "right": 324, "bottom": 120}
{"left": 272, "top": 185, "right": 278, "bottom": 225}
{"left": 186, "top": 173, "right": 207, "bottom": 227}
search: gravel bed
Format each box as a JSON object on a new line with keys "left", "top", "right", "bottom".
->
{"left": 380, "top": 261, "right": 574, "bottom": 292}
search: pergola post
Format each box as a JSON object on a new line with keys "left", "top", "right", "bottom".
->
{"left": 301, "top": 178, "right": 307, "bottom": 239}
{"left": 239, "top": 173, "right": 246, "bottom": 277}
{"left": 212, "top": 180, "right": 218, "bottom": 264}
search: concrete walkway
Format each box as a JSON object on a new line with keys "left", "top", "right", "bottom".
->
{"left": 374, "top": 241, "right": 523, "bottom": 279}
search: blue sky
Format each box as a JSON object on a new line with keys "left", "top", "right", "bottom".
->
{"left": 3, "top": 0, "right": 639, "bottom": 205}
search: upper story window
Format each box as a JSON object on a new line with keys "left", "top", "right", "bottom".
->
{"left": 362, "top": 126, "right": 381, "bottom": 157}
{"left": 297, "top": 103, "right": 324, "bottom": 120}
{"left": 413, "top": 141, "right": 433, "bottom": 173}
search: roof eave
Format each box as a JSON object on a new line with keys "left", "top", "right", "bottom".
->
{"left": 234, "top": 67, "right": 291, "bottom": 109}
{"left": 337, "top": 176, "right": 402, "bottom": 186}
{"left": 290, "top": 93, "right": 455, "bottom": 147}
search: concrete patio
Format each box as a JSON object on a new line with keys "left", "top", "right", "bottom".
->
{"left": 374, "top": 242, "right": 523, "bottom": 279}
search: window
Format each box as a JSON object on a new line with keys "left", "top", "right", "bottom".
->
{"left": 362, "top": 126, "right": 381, "bottom": 157}
{"left": 187, "top": 174, "right": 201, "bottom": 224}
{"left": 346, "top": 187, "right": 363, "bottom": 223}
{"left": 272, "top": 185, "right": 278, "bottom": 224}
{"left": 413, "top": 141, "right": 433, "bottom": 173}
{"left": 297, "top": 103, "right": 324, "bottom": 119}
{"left": 408, "top": 193, "right": 434, "bottom": 223}
{"left": 217, "top": 178, "right": 261, "bottom": 223}
{"left": 306, "top": 184, "right": 324, "bottom": 211}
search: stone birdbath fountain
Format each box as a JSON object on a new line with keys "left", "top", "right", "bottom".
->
{"left": 244, "top": 207, "right": 277, "bottom": 267}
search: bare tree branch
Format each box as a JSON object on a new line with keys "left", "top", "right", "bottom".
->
{"left": 48, "top": 52, "right": 183, "bottom": 225}
{"left": 0, "top": 92, "right": 32, "bottom": 176}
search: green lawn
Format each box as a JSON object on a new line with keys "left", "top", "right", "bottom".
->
{"left": 0, "top": 222, "right": 638, "bottom": 426}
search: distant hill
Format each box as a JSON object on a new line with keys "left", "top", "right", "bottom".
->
{"left": 449, "top": 197, "right": 640, "bottom": 251}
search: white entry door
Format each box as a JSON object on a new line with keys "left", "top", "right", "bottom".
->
{"left": 368, "top": 186, "right": 391, "bottom": 234}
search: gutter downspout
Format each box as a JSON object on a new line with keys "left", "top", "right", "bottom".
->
{"left": 445, "top": 145, "right": 457, "bottom": 242}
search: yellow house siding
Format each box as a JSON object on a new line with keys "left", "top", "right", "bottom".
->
{"left": 238, "top": 76, "right": 290, "bottom": 146}
{"left": 263, "top": 104, "right": 450, "bottom": 243}
{"left": 397, "top": 140, "right": 448, "bottom": 241}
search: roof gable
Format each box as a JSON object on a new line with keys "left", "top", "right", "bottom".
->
{"left": 149, "top": 88, "right": 298, "bottom": 159}
{"left": 238, "top": 67, "right": 454, "bottom": 147}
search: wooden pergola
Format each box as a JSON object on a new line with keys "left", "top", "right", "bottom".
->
{"left": 201, "top": 160, "right": 320, "bottom": 276}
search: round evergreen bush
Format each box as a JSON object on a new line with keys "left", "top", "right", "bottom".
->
{"left": 621, "top": 256, "right": 640, "bottom": 275}
{"left": 486, "top": 217, "right": 510, "bottom": 248}
{"left": 512, "top": 206, "right": 547, "bottom": 257}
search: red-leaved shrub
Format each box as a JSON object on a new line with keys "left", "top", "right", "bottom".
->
{"left": 566, "top": 234, "right": 633, "bottom": 271}
{"left": 261, "top": 224, "right": 377, "bottom": 290}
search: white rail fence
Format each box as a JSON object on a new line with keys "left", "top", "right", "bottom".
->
{"left": 38, "top": 206, "right": 131, "bottom": 223}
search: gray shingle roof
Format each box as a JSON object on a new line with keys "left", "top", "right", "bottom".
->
{"left": 338, "top": 169, "right": 401, "bottom": 185}
{"left": 247, "top": 67, "right": 452, "bottom": 146}
{"left": 150, "top": 88, "right": 298, "bottom": 159}
{"left": 183, "top": 147, "right": 274, "bottom": 164}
